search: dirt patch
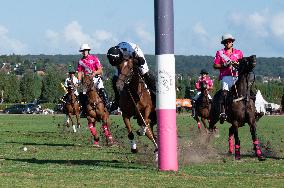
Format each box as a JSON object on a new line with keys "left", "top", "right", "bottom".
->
{"left": 178, "top": 128, "right": 222, "bottom": 166}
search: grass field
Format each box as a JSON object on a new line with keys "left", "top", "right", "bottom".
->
{"left": 0, "top": 114, "right": 283, "bottom": 187}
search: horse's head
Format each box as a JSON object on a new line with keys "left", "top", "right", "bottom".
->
{"left": 238, "top": 55, "right": 256, "bottom": 74}
{"left": 116, "top": 58, "right": 135, "bottom": 92}
{"left": 200, "top": 81, "right": 208, "bottom": 91}
{"left": 81, "top": 74, "right": 94, "bottom": 93}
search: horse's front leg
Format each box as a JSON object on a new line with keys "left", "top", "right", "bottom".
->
{"left": 142, "top": 106, "right": 158, "bottom": 151}
{"left": 228, "top": 126, "right": 234, "bottom": 154}
{"left": 75, "top": 107, "right": 81, "bottom": 129}
{"left": 123, "top": 115, "right": 137, "bottom": 153}
{"left": 201, "top": 117, "right": 208, "bottom": 130}
{"left": 232, "top": 121, "right": 241, "bottom": 160}
{"left": 194, "top": 115, "right": 201, "bottom": 130}
{"left": 68, "top": 113, "right": 77, "bottom": 133}
{"left": 87, "top": 117, "right": 100, "bottom": 147}
{"left": 101, "top": 113, "right": 113, "bottom": 145}
{"left": 249, "top": 120, "right": 265, "bottom": 161}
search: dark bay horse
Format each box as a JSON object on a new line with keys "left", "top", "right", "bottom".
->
{"left": 193, "top": 82, "right": 211, "bottom": 131}
{"left": 64, "top": 84, "right": 81, "bottom": 133}
{"left": 209, "top": 55, "right": 265, "bottom": 160}
{"left": 82, "top": 75, "right": 113, "bottom": 146}
{"left": 116, "top": 58, "right": 158, "bottom": 155}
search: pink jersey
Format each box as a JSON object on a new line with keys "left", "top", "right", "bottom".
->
{"left": 195, "top": 75, "right": 213, "bottom": 91}
{"left": 77, "top": 54, "right": 102, "bottom": 74}
{"left": 214, "top": 48, "right": 243, "bottom": 80}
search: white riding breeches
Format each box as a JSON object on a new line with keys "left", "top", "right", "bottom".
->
{"left": 193, "top": 91, "right": 212, "bottom": 101}
{"left": 221, "top": 76, "right": 238, "bottom": 91}
{"left": 93, "top": 76, "right": 104, "bottom": 90}
{"left": 139, "top": 63, "right": 149, "bottom": 75}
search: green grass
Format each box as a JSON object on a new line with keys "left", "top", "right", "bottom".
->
{"left": 0, "top": 114, "right": 283, "bottom": 187}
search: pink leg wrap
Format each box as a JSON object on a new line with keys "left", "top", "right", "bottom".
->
{"left": 235, "top": 144, "right": 241, "bottom": 159}
{"left": 228, "top": 135, "right": 234, "bottom": 153}
{"left": 197, "top": 122, "right": 201, "bottom": 129}
{"left": 88, "top": 123, "right": 97, "bottom": 136}
{"left": 253, "top": 140, "right": 259, "bottom": 145}
{"left": 102, "top": 124, "right": 113, "bottom": 143}
{"left": 253, "top": 140, "right": 262, "bottom": 156}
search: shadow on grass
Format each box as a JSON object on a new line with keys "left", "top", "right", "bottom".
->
{"left": 5, "top": 158, "right": 148, "bottom": 170}
{"left": 6, "top": 141, "right": 75, "bottom": 147}
{"left": 236, "top": 153, "right": 284, "bottom": 160}
{"left": 220, "top": 152, "right": 284, "bottom": 160}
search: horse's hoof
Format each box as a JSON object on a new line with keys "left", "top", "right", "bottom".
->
{"left": 92, "top": 144, "right": 102, "bottom": 148}
{"left": 235, "top": 156, "right": 241, "bottom": 160}
{"left": 258, "top": 156, "right": 266, "bottom": 161}
{"left": 131, "top": 148, "right": 138, "bottom": 153}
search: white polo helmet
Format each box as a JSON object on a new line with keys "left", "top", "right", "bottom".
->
{"left": 221, "top": 34, "right": 235, "bottom": 44}
{"left": 79, "top": 43, "right": 91, "bottom": 52}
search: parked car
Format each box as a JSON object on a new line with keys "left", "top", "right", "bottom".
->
{"left": 3, "top": 103, "right": 39, "bottom": 114}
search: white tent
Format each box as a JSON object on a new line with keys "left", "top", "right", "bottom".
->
{"left": 255, "top": 90, "right": 268, "bottom": 113}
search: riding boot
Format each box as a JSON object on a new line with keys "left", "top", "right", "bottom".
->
{"left": 110, "top": 75, "right": 120, "bottom": 112}
{"left": 143, "top": 72, "right": 156, "bottom": 94}
{"left": 143, "top": 72, "right": 156, "bottom": 106}
{"left": 98, "top": 88, "right": 111, "bottom": 112}
{"left": 219, "top": 90, "right": 228, "bottom": 124}
{"left": 191, "top": 100, "right": 196, "bottom": 117}
{"left": 79, "top": 92, "right": 87, "bottom": 118}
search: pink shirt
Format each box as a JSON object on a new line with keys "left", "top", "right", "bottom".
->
{"left": 214, "top": 48, "right": 243, "bottom": 80}
{"left": 77, "top": 54, "right": 102, "bottom": 74}
{"left": 195, "top": 75, "right": 213, "bottom": 91}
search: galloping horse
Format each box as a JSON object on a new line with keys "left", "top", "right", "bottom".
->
{"left": 64, "top": 84, "right": 81, "bottom": 132}
{"left": 193, "top": 82, "right": 211, "bottom": 130}
{"left": 81, "top": 75, "right": 113, "bottom": 146}
{"left": 116, "top": 58, "right": 158, "bottom": 154}
{"left": 209, "top": 55, "right": 265, "bottom": 160}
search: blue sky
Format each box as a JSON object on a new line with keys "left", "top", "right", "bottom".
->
{"left": 0, "top": 0, "right": 283, "bottom": 57}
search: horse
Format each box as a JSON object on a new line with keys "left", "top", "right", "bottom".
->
{"left": 116, "top": 58, "right": 158, "bottom": 155}
{"left": 64, "top": 84, "right": 81, "bottom": 133}
{"left": 208, "top": 55, "right": 265, "bottom": 161}
{"left": 81, "top": 74, "right": 113, "bottom": 146}
{"left": 193, "top": 81, "right": 211, "bottom": 131}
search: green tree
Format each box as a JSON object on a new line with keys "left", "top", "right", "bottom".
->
{"left": 20, "top": 72, "right": 42, "bottom": 102}
{"left": 41, "top": 65, "right": 65, "bottom": 103}
{"left": 0, "top": 72, "right": 21, "bottom": 102}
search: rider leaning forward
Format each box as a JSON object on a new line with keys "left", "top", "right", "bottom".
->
{"left": 77, "top": 43, "right": 111, "bottom": 113}
{"left": 191, "top": 69, "right": 213, "bottom": 117}
{"left": 213, "top": 34, "right": 243, "bottom": 123}
{"left": 106, "top": 42, "right": 156, "bottom": 111}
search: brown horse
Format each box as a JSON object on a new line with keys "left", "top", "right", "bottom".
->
{"left": 64, "top": 84, "right": 81, "bottom": 132}
{"left": 193, "top": 82, "right": 211, "bottom": 131}
{"left": 81, "top": 75, "right": 113, "bottom": 146}
{"left": 209, "top": 55, "right": 265, "bottom": 161}
{"left": 116, "top": 58, "right": 158, "bottom": 155}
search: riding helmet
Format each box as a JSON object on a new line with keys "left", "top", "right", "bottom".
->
{"left": 200, "top": 69, "right": 208, "bottom": 75}
{"left": 68, "top": 65, "right": 76, "bottom": 74}
{"left": 221, "top": 34, "right": 235, "bottom": 44}
{"left": 107, "top": 46, "right": 123, "bottom": 66}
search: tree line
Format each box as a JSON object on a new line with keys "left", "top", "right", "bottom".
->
{"left": 0, "top": 54, "right": 283, "bottom": 105}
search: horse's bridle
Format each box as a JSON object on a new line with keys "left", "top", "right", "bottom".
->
{"left": 117, "top": 66, "right": 134, "bottom": 85}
